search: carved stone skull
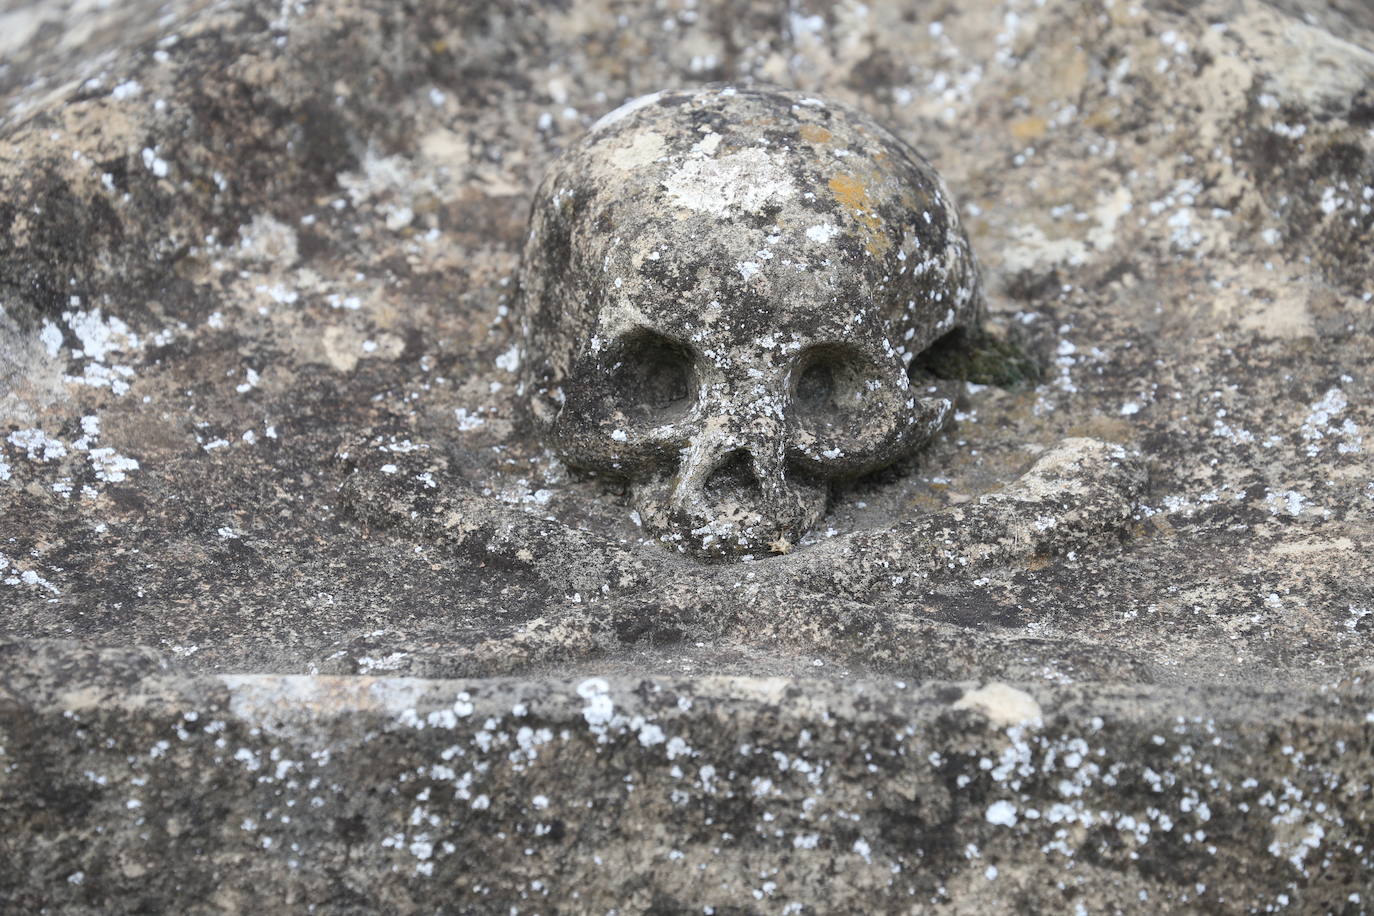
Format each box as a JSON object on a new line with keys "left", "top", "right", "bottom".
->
{"left": 517, "top": 87, "right": 982, "bottom": 558}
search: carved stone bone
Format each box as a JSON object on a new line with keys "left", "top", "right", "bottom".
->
{"left": 518, "top": 87, "right": 982, "bottom": 558}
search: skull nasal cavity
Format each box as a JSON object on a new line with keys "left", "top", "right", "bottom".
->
{"left": 704, "top": 450, "right": 762, "bottom": 506}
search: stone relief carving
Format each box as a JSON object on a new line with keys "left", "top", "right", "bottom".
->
{"left": 341, "top": 87, "right": 1146, "bottom": 667}
{"left": 6, "top": 0, "right": 1371, "bottom": 903}
{"left": 518, "top": 87, "right": 980, "bottom": 557}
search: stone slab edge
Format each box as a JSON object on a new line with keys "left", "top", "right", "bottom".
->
{"left": 2, "top": 640, "right": 1372, "bottom": 911}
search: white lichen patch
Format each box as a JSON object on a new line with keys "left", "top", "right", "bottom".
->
{"left": 985, "top": 800, "right": 1018, "bottom": 826}
{"left": 1, "top": 552, "right": 60, "bottom": 594}
{"left": 662, "top": 148, "right": 795, "bottom": 216}
{"left": 140, "top": 146, "right": 169, "bottom": 178}
{"left": 577, "top": 678, "right": 615, "bottom": 734}
{"left": 804, "top": 222, "right": 840, "bottom": 244}
{"left": 454, "top": 408, "right": 485, "bottom": 432}
{"left": 337, "top": 149, "right": 438, "bottom": 231}
{"left": 1299, "top": 388, "right": 1361, "bottom": 456}
{"left": 65, "top": 308, "right": 137, "bottom": 362}
{"left": 40, "top": 320, "right": 63, "bottom": 357}
{"left": 7, "top": 428, "right": 68, "bottom": 462}
{"left": 88, "top": 447, "right": 139, "bottom": 482}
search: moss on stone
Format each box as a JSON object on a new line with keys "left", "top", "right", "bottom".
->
{"left": 911, "top": 326, "right": 1044, "bottom": 388}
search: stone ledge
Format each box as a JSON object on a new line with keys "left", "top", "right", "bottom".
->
{"left": 3, "top": 641, "right": 1371, "bottom": 912}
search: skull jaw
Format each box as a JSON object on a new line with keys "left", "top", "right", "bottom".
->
{"left": 629, "top": 470, "right": 829, "bottom": 559}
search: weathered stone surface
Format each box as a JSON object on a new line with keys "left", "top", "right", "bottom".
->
{"left": 519, "top": 86, "right": 982, "bottom": 557}
{"left": 4, "top": 642, "right": 1373, "bottom": 913}
{"left": 2, "top": 0, "right": 1372, "bottom": 910}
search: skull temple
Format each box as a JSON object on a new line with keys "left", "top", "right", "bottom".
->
{"left": 518, "top": 87, "right": 983, "bottom": 558}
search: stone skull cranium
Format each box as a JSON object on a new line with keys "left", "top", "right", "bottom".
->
{"left": 517, "top": 87, "right": 982, "bottom": 558}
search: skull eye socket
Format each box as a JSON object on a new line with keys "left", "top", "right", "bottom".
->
{"left": 791, "top": 344, "right": 864, "bottom": 423}
{"left": 795, "top": 362, "right": 836, "bottom": 411}
{"left": 607, "top": 330, "right": 697, "bottom": 420}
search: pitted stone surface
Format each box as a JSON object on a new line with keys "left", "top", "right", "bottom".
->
{"left": 1, "top": 0, "right": 1373, "bottom": 910}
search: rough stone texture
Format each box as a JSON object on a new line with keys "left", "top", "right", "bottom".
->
{"left": 5, "top": 643, "right": 1373, "bottom": 913}
{"left": 1, "top": 0, "right": 1372, "bottom": 911}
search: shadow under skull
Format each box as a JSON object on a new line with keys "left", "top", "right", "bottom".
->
{"left": 517, "top": 86, "right": 984, "bottom": 559}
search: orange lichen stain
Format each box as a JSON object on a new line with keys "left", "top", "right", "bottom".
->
{"left": 1010, "top": 115, "right": 1047, "bottom": 142}
{"left": 798, "top": 123, "right": 832, "bottom": 144}
{"left": 828, "top": 172, "right": 890, "bottom": 256}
